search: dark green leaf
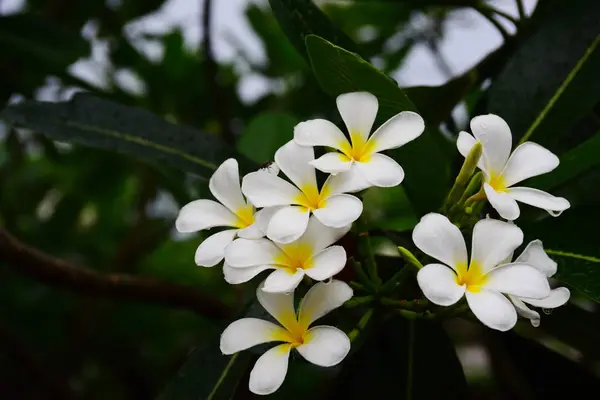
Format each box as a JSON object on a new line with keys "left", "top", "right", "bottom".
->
{"left": 331, "top": 318, "right": 467, "bottom": 399}
{"left": 529, "top": 131, "right": 600, "bottom": 191}
{"left": 362, "top": 186, "right": 418, "bottom": 232}
{"left": 0, "top": 94, "right": 255, "bottom": 178}
{"left": 523, "top": 207, "right": 600, "bottom": 302}
{"left": 268, "top": 0, "right": 360, "bottom": 60}
{"left": 237, "top": 112, "right": 299, "bottom": 164}
{"left": 488, "top": 0, "right": 600, "bottom": 150}
{"left": 305, "top": 34, "right": 451, "bottom": 215}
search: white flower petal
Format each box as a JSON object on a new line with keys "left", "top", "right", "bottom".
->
{"left": 312, "top": 194, "right": 362, "bottom": 228}
{"left": 309, "top": 152, "right": 352, "bottom": 174}
{"left": 255, "top": 206, "right": 284, "bottom": 234}
{"left": 456, "top": 131, "right": 486, "bottom": 171}
{"left": 509, "top": 295, "right": 541, "bottom": 327}
{"left": 274, "top": 140, "right": 317, "bottom": 190}
{"left": 249, "top": 344, "right": 291, "bottom": 395}
{"left": 223, "top": 262, "right": 272, "bottom": 284}
{"left": 175, "top": 200, "right": 238, "bottom": 233}
{"left": 304, "top": 246, "right": 346, "bottom": 281}
{"left": 356, "top": 153, "right": 404, "bottom": 187}
{"left": 483, "top": 183, "right": 520, "bottom": 220}
{"left": 465, "top": 289, "right": 517, "bottom": 331}
{"left": 484, "top": 263, "right": 550, "bottom": 299}
{"left": 256, "top": 283, "right": 298, "bottom": 331}
{"left": 262, "top": 269, "right": 305, "bottom": 293}
{"left": 507, "top": 187, "right": 571, "bottom": 215}
{"left": 266, "top": 206, "right": 310, "bottom": 244}
{"left": 242, "top": 171, "right": 302, "bottom": 208}
{"left": 194, "top": 229, "right": 238, "bottom": 267}
{"left": 297, "top": 280, "right": 353, "bottom": 329}
{"left": 209, "top": 158, "right": 246, "bottom": 213}
{"left": 293, "top": 119, "right": 350, "bottom": 150}
{"left": 257, "top": 162, "right": 280, "bottom": 176}
{"left": 297, "top": 326, "right": 350, "bottom": 367}
{"left": 417, "top": 263, "right": 465, "bottom": 306}
{"left": 237, "top": 221, "right": 264, "bottom": 239}
{"left": 325, "top": 163, "right": 373, "bottom": 194}
{"left": 501, "top": 142, "right": 559, "bottom": 187}
{"left": 412, "top": 213, "right": 468, "bottom": 271}
{"left": 220, "top": 318, "right": 287, "bottom": 354}
{"left": 225, "top": 238, "right": 282, "bottom": 268}
{"left": 470, "top": 114, "right": 512, "bottom": 174}
{"left": 368, "top": 111, "right": 424, "bottom": 152}
{"left": 521, "top": 287, "right": 570, "bottom": 308}
{"left": 301, "top": 216, "right": 351, "bottom": 253}
{"left": 336, "top": 92, "right": 378, "bottom": 143}
{"left": 515, "top": 240, "right": 557, "bottom": 277}
{"left": 471, "top": 218, "right": 523, "bottom": 274}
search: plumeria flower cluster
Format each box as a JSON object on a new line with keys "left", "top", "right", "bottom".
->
{"left": 175, "top": 92, "right": 571, "bottom": 394}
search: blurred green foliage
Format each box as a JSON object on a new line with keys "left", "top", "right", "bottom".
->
{"left": 1, "top": 0, "right": 600, "bottom": 399}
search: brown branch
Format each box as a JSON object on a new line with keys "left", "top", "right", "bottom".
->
{"left": 0, "top": 228, "right": 231, "bottom": 319}
{"left": 202, "top": 0, "right": 235, "bottom": 144}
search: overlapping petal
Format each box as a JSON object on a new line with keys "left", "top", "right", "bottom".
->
{"left": 175, "top": 199, "right": 238, "bottom": 232}
{"left": 507, "top": 187, "right": 570, "bottom": 216}
{"left": 356, "top": 153, "right": 405, "bottom": 187}
{"left": 194, "top": 229, "right": 238, "bottom": 267}
{"left": 303, "top": 246, "right": 346, "bottom": 281}
{"left": 367, "top": 111, "right": 424, "bottom": 153}
{"left": 484, "top": 263, "right": 550, "bottom": 299}
{"left": 297, "top": 326, "right": 350, "bottom": 367}
{"left": 483, "top": 183, "right": 520, "bottom": 220}
{"left": 242, "top": 171, "right": 302, "bottom": 208}
{"left": 220, "top": 318, "right": 287, "bottom": 354}
{"left": 209, "top": 158, "right": 247, "bottom": 213}
{"left": 515, "top": 240, "right": 557, "bottom": 277}
{"left": 336, "top": 92, "right": 378, "bottom": 143}
{"left": 225, "top": 238, "right": 281, "bottom": 268}
{"left": 471, "top": 219, "right": 523, "bottom": 274}
{"left": 294, "top": 119, "right": 350, "bottom": 150}
{"left": 417, "top": 263, "right": 466, "bottom": 306}
{"left": 223, "top": 263, "right": 272, "bottom": 284}
{"left": 412, "top": 213, "right": 468, "bottom": 270}
{"left": 466, "top": 289, "right": 517, "bottom": 331}
{"left": 274, "top": 140, "right": 317, "bottom": 190}
{"left": 312, "top": 194, "right": 362, "bottom": 228}
{"left": 266, "top": 206, "right": 310, "bottom": 244}
{"left": 298, "top": 280, "right": 353, "bottom": 329}
{"left": 470, "top": 114, "right": 512, "bottom": 174}
{"left": 310, "top": 152, "right": 352, "bottom": 174}
{"left": 262, "top": 269, "right": 305, "bottom": 293}
{"left": 249, "top": 344, "right": 292, "bottom": 395}
{"left": 501, "top": 142, "right": 559, "bottom": 186}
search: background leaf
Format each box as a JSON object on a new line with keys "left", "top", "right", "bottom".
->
{"left": 0, "top": 94, "right": 255, "bottom": 179}
{"left": 305, "top": 34, "right": 451, "bottom": 215}
{"left": 237, "top": 112, "right": 299, "bottom": 164}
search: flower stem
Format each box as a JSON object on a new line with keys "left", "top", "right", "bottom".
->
{"left": 380, "top": 297, "right": 429, "bottom": 310}
{"left": 347, "top": 308, "right": 374, "bottom": 343}
{"left": 449, "top": 172, "right": 482, "bottom": 216}
{"left": 443, "top": 142, "right": 482, "bottom": 213}
{"left": 345, "top": 295, "right": 374, "bottom": 308}
{"left": 357, "top": 227, "right": 381, "bottom": 287}
{"left": 380, "top": 267, "right": 412, "bottom": 294}
{"left": 350, "top": 258, "right": 376, "bottom": 291}
{"left": 397, "top": 247, "right": 423, "bottom": 270}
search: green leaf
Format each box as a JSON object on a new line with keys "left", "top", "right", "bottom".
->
{"left": 330, "top": 318, "right": 467, "bottom": 399}
{"left": 237, "top": 112, "right": 299, "bottom": 164}
{"left": 523, "top": 207, "right": 600, "bottom": 302}
{"left": 305, "top": 34, "right": 451, "bottom": 215}
{"left": 0, "top": 94, "right": 255, "bottom": 178}
{"left": 528, "top": 131, "right": 600, "bottom": 191}
{"left": 362, "top": 186, "right": 418, "bottom": 232}
{"left": 487, "top": 0, "right": 600, "bottom": 150}
{"left": 268, "top": 0, "right": 360, "bottom": 60}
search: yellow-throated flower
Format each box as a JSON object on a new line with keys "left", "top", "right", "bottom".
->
{"left": 175, "top": 159, "right": 270, "bottom": 267}
{"left": 220, "top": 280, "right": 352, "bottom": 395}
{"left": 413, "top": 213, "right": 550, "bottom": 331}
{"left": 457, "top": 114, "right": 570, "bottom": 220}
{"left": 224, "top": 216, "right": 349, "bottom": 292}
{"left": 242, "top": 140, "right": 362, "bottom": 244}
{"left": 294, "top": 91, "right": 424, "bottom": 190}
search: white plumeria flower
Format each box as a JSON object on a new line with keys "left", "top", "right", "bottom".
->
{"left": 457, "top": 114, "right": 570, "bottom": 220}
{"left": 506, "top": 240, "right": 570, "bottom": 327}
{"left": 224, "top": 216, "right": 349, "bottom": 292}
{"left": 220, "top": 280, "right": 352, "bottom": 395}
{"left": 294, "top": 92, "right": 424, "bottom": 189}
{"left": 413, "top": 213, "right": 551, "bottom": 331}
{"left": 242, "top": 140, "right": 363, "bottom": 244}
{"left": 175, "top": 159, "right": 269, "bottom": 267}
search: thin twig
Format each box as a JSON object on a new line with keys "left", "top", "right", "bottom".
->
{"left": 0, "top": 228, "right": 231, "bottom": 319}
{"left": 515, "top": 0, "right": 526, "bottom": 20}
{"left": 202, "top": 0, "right": 234, "bottom": 144}
{"left": 478, "top": 8, "right": 510, "bottom": 40}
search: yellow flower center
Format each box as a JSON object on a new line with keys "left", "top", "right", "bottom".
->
{"left": 487, "top": 172, "right": 507, "bottom": 192}
{"left": 338, "top": 131, "right": 375, "bottom": 163}
{"left": 294, "top": 184, "right": 330, "bottom": 211}
{"left": 233, "top": 204, "right": 255, "bottom": 228}
{"left": 455, "top": 261, "right": 487, "bottom": 293}
{"left": 273, "top": 242, "right": 314, "bottom": 272}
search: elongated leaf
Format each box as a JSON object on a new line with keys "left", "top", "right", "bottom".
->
{"left": 523, "top": 207, "right": 600, "bottom": 302}
{"left": 488, "top": 0, "right": 600, "bottom": 150}
{"left": 529, "top": 131, "right": 600, "bottom": 191}
{"left": 268, "top": 0, "right": 359, "bottom": 60}
{"left": 0, "top": 94, "right": 255, "bottom": 178}
{"left": 306, "top": 34, "right": 451, "bottom": 215}
{"left": 237, "top": 112, "right": 299, "bottom": 164}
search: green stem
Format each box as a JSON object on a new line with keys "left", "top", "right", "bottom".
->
{"left": 349, "top": 281, "right": 367, "bottom": 292}
{"left": 397, "top": 247, "right": 423, "bottom": 270}
{"left": 350, "top": 258, "right": 376, "bottom": 291}
{"left": 347, "top": 308, "right": 374, "bottom": 342}
{"left": 381, "top": 298, "right": 429, "bottom": 310}
{"left": 449, "top": 172, "right": 482, "bottom": 216}
{"left": 443, "top": 142, "right": 483, "bottom": 213}
{"left": 345, "top": 295, "right": 374, "bottom": 308}
{"left": 357, "top": 228, "right": 381, "bottom": 287}
{"left": 406, "top": 319, "right": 415, "bottom": 400}
{"left": 515, "top": 0, "right": 526, "bottom": 20}
{"left": 380, "top": 267, "right": 412, "bottom": 294}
